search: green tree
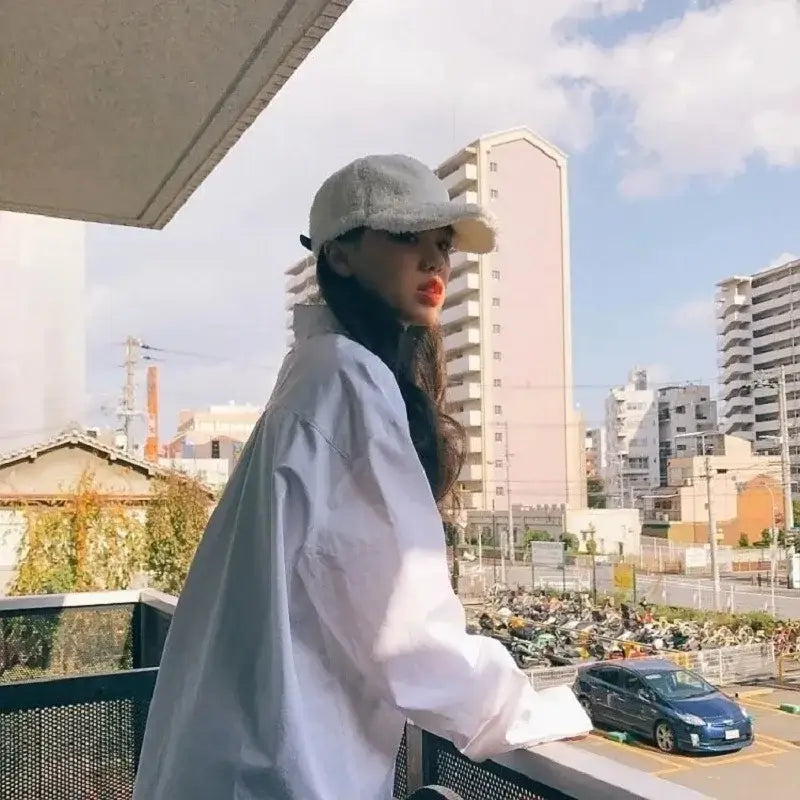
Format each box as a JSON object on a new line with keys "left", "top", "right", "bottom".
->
{"left": 737, "top": 533, "right": 750, "bottom": 548}
{"left": 144, "top": 472, "right": 212, "bottom": 594}
{"left": 560, "top": 532, "right": 578, "bottom": 552}
{"left": 587, "top": 477, "right": 607, "bottom": 509}
{"left": 585, "top": 538, "right": 598, "bottom": 556}
{"left": 523, "top": 528, "right": 552, "bottom": 547}
{"left": 12, "top": 471, "right": 145, "bottom": 596}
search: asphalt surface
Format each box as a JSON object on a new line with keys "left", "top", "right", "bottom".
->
{"left": 571, "top": 686, "right": 800, "bottom": 799}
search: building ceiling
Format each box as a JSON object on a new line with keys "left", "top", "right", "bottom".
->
{"left": 0, "top": 1, "right": 349, "bottom": 228}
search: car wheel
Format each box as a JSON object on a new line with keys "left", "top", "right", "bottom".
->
{"left": 578, "top": 695, "right": 593, "bottom": 722}
{"left": 654, "top": 721, "right": 677, "bottom": 753}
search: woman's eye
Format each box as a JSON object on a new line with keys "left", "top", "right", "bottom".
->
{"left": 440, "top": 241, "right": 455, "bottom": 254}
{"left": 388, "top": 231, "right": 419, "bottom": 245}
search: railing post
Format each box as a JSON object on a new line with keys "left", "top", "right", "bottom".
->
{"left": 405, "top": 725, "right": 425, "bottom": 793}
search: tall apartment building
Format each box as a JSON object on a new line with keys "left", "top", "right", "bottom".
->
{"left": 716, "top": 256, "right": 800, "bottom": 493}
{"left": 284, "top": 127, "right": 581, "bottom": 513}
{"left": 604, "top": 369, "right": 660, "bottom": 507}
{"left": 585, "top": 428, "right": 607, "bottom": 479}
{"left": 657, "top": 384, "right": 718, "bottom": 486}
{"left": 0, "top": 212, "right": 86, "bottom": 453}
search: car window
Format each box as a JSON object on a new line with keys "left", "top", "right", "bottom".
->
{"left": 594, "top": 667, "right": 621, "bottom": 687}
{"left": 620, "top": 671, "right": 643, "bottom": 694}
{"left": 642, "top": 668, "right": 714, "bottom": 699}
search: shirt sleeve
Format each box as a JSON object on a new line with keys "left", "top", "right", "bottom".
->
{"left": 295, "top": 386, "right": 591, "bottom": 762}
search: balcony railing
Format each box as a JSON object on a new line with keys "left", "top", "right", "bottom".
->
{"left": 0, "top": 591, "right": 709, "bottom": 799}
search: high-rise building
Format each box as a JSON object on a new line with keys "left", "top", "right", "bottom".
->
{"left": 716, "top": 256, "right": 800, "bottom": 492}
{"left": 284, "top": 127, "right": 581, "bottom": 512}
{"left": 604, "top": 368, "right": 660, "bottom": 508}
{"left": 0, "top": 212, "right": 86, "bottom": 453}
{"left": 585, "top": 427, "right": 607, "bottom": 479}
{"left": 656, "top": 384, "right": 718, "bottom": 486}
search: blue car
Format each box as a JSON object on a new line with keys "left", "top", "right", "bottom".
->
{"left": 572, "top": 658, "right": 754, "bottom": 754}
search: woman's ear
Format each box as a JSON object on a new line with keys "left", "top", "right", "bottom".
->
{"left": 324, "top": 240, "right": 355, "bottom": 278}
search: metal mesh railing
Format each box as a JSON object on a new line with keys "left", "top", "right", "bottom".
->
{"left": 394, "top": 727, "right": 409, "bottom": 799}
{"left": 420, "top": 732, "right": 571, "bottom": 800}
{"left": 0, "top": 604, "right": 135, "bottom": 684}
{"left": 0, "top": 667, "right": 156, "bottom": 800}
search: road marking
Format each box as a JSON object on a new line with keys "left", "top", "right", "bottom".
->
{"left": 734, "top": 688, "right": 775, "bottom": 699}
{"left": 588, "top": 731, "right": 689, "bottom": 772}
{"left": 756, "top": 733, "right": 800, "bottom": 749}
{"left": 742, "top": 697, "right": 785, "bottom": 714}
{"left": 753, "top": 759, "right": 775, "bottom": 767}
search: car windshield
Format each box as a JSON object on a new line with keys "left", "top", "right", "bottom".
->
{"left": 642, "top": 668, "right": 716, "bottom": 700}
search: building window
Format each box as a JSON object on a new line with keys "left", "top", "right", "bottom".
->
{"left": 211, "top": 439, "right": 220, "bottom": 459}
{"left": 494, "top": 405, "right": 502, "bottom": 414}
{"left": 495, "top": 486, "right": 504, "bottom": 496}
{"left": 492, "top": 323, "right": 501, "bottom": 333}
{"left": 493, "top": 378, "right": 502, "bottom": 387}
{"left": 492, "top": 297, "right": 500, "bottom": 307}
{"left": 675, "top": 405, "right": 686, "bottom": 414}
{"left": 495, "top": 432, "right": 503, "bottom": 442}
{"left": 493, "top": 351, "right": 502, "bottom": 361}
{"left": 490, "top": 188, "right": 499, "bottom": 199}
{"left": 676, "top": 426, "right": 686, "bottom": 433}
{"left": 489, "top": 161, "right": 498, "bottom": 172}
{"left": 492, "top": 269, "right": 500, "bottom": 279}
{"left": 495, "top": 459, "right": 503, "bottom": 468}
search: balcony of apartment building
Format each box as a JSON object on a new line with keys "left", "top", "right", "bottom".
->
{"left": 447, "top": 353, "right": 481, "bottom": 379}
{"left": 441, "top": 299, "right": 480, "bottom": 328}
{"left": 443, "top": 325, "right": 481, "bottom": 353}
{"left": 446, "top": 270, "right": 481, "bottom": 303}
{"left": 0, "top": 590, "right": 707, "bottom": 800}
{"left": 447, "top": 382, "right": 481, "bottom": 405}
{"left": 453, "top": 409, "right": 482, "bottom": 430}
{"left": 449, "top": 251, "right": 480, "bottom": 277}
{"left": 440, "top": 160, "right": 478, "bottom": 197}
{"left": 719, "top": 323, "right": 752, "bottom": 351}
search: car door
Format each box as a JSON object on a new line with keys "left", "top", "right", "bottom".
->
{"left": 618, "top": 670, "right": 659, "bottom": 736}
{"left": 590, "top": 666, "right": 624, "bottom": 726}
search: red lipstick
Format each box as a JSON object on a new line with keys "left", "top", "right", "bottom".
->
{"left": 417, "top": 277, "right": 445, "bottom": 306}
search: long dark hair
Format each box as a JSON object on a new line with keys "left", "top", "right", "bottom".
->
{"left": 316, "top": 228, "right": 466, "bottom": 508}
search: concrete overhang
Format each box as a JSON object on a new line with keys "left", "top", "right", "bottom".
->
{"left": 0, "top": 1, "right": 350, "bottom": 228}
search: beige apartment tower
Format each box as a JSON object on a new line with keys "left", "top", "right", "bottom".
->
{"left": 284, "top": 128, "right": 581, "bottom": 512}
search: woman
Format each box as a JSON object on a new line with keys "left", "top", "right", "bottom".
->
{"left": 133, "top": 154, "right": 590, "bottom": 800}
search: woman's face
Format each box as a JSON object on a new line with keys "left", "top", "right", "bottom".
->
{"left": 325, "top": 227, "right": 454, "bottom": 326}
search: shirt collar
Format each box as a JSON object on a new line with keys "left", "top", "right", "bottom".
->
{"left": 292, "top": 304, "right": 345, "bottom": 339}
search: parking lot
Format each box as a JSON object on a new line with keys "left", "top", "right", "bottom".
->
{"left": 573, "top": 686, "right": 800, "bottom": 798}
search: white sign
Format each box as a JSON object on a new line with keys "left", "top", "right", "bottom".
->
{"left": 595, "top": 563, "right": 614, "bottom": 594}
{"left": 684, "top": 547, "right": 708, "bottom": 571}
{"left": 530, "top": 540, "right": 564, "bottom": 568}
{"left": 789, "top": 554, "right": 800, "bottom": 590}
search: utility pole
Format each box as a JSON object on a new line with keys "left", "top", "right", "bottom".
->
{"left": 118, "top": 336, "right": 142, "bottom": 454}
{"left": 676, "top": 431, "right": 721, "bottom": 611}
{"left": 778, "top": 365, "right": 794, "bottom": 533}
{"left": 504, "top": 421, "right": 514, "bottom": 565}
{"left": 492, "top": 498, "right": 505, "bottom": 585}
{"left": 703, "top": 445, "right": 721, "bottom": 612}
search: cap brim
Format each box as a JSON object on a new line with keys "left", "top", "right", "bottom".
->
{"left": 364, "top": 202, "right": 497, "bottom": 255}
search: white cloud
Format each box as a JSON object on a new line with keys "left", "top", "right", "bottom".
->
{"left": 770, "top": 252, "right": 799, "bottom": 267}
{"left": 580, "top": 0, "right": 800, "bottom": 194}
{"left": 670, "top": 298, "right": 716, "bottom": 330}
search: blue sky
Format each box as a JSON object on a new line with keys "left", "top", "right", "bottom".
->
{"left": 85, "top": 0, "right": 800, "bottom": 441}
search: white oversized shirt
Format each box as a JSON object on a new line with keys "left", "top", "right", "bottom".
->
{"left": 133, "top": 305, "right": 590, "bottom": 800}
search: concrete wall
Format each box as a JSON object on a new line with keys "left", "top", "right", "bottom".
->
{"left": 565, "top": 508, "right": 641, "bottom": 556}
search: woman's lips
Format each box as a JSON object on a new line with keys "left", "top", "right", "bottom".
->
{"left": 417, "top": 278, "right": 445, "bottom": 305}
